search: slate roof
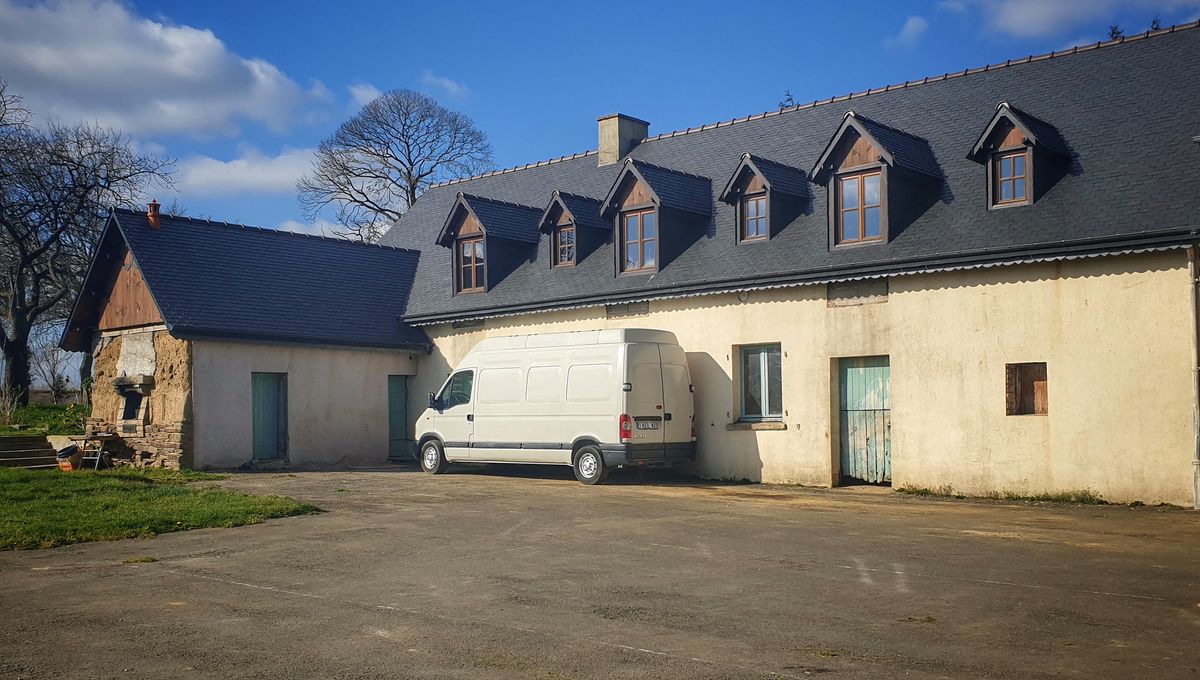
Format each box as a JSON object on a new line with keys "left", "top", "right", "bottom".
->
{"left": 62, "top": 209, "right": 429, "bottom": 351}
{"left": 602, "top": 159, "right": 712, "bottom": 216}
{"left": 850, "top": 113, "right": 942, "bottom": 179}
{"left": 440, "top": 193, "right": 542, "bottom": 244}
{"left": 553, "top": 191, "right": 607, "bottom": 230}
{"left": 720, "top": 154, "right": 808, "bottom": 202}
{"left": 379, "top": 24, "right": 1200, "bottom": 324}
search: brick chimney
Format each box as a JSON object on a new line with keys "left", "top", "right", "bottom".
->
{"left": 147, "top": 199, "right": 161, "bottom": 229}
{"left": 597, "top": 113, "right": 649, "bottom": 166}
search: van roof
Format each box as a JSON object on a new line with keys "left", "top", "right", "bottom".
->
{"left": 471, "top": 328, "right": 679, "bottom": 351}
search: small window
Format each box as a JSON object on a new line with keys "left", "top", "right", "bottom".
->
{"left": 740, "top": 344, "right": 783, "bottom": 421}
{"left": 457, "top": 237, "right": 485, "bottom": 292}
{"left": 121, "top": 392, "right": 143, "bottom": 421}
{"left": 1006, "top": 362, "right": 1047, "bottom": 415}
{"left": 741, "top": 194, "right": 767, "bottom": 241}
{"left": 438, "top": 370, "right": 474, "bottom": 408}
{"left": 836, "top": 171, "right": 882, "bottom": 245}
{"left": 553, "top": 225, "right": 576, "bottom": 267}
{"left": 620, "top": 209, "right": 657, "bottom": 273}
{"left": 993, "top": 150, "right": 1028, "bottom": 206}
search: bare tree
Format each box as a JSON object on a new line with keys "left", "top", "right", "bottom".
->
{"left": 29, "top": 325, "right": 73, "bottom": 404}
{"left": 298, "top": 89, "right": 493, "bottom": 243}
{"left": 0, "top": 80, "right": 173, "bottom": 404}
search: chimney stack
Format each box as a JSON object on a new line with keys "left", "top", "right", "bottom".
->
{"left": 597, "top": 113, "right": 649, "bottom": 166}
{"left": 147, "top": 199, "right": 161, "bottom": 229}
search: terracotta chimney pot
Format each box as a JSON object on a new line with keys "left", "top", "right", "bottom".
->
{"left": 147, "top": 199, "right": 161, "bottom": 229}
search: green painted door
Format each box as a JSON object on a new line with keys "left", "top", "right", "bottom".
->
{"left": 839, "top": 357, "right": 891, "bottom": 484}
{"left": 252, "top": 373, "right": 287, "bottom": 461}
{"left": 387, "top": 375, "right": 409, "bottom": 460}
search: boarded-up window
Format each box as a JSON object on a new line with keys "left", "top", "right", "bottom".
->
{"left": 1006, "top": 362, "right": 1048, "bottom": 415}
{"left": 606, "top": 301, "right": 649, "bottom": 318}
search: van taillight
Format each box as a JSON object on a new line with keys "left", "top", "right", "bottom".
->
{"left": 619, "top": 414, "right": 633, "bottom": 443}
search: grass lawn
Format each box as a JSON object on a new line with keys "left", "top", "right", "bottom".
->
{"left": 0, "top": 403, "right": 87, "bottom": 436}
{"left": 0, "top": 468, "right": 319, "bottom": 550}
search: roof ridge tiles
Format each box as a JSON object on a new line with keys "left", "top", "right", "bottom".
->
{"left": 110, "top": 207, "right": 420, "bottom": 254}
{"left": 420, "top": 19, "right": 1199, "bottom": 192}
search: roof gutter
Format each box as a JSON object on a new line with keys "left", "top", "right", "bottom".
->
{"left": 405, "top": 227, "right": 1200, "bottom": 326}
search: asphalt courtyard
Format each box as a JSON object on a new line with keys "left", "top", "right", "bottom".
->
{"left": 2, "top": 465, "right": 1199, "bottom": 680}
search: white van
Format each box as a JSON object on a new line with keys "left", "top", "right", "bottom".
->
{"left": 415, "top": 328, "right": 695, "bottom": 484}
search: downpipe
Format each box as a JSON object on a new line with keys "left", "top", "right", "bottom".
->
{"left": 1189, "top": 246, "right": 1200, "bottom": 510}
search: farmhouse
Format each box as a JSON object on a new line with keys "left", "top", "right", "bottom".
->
{"left": 65, "top": 24, "right": 1200, "bottom": 504}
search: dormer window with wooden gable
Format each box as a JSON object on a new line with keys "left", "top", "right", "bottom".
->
{"left": 968, "top": 102, "right": 1069, "bottom": 209}
{"left": 601, "top": 159, "right": 711, "bottom": 275}
{"left": 537, "top": 190, "right": 608, "bottom": 269}
{"left": 437, "top": 193, "right": 542, "bottom": 294}
{"left": 810, "top": 111, "right": 942, "bottom": 249}
{"left": 719, "top": 153, "right": 808, "bottom": 244}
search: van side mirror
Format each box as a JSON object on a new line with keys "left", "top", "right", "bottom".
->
{"left": 428, "top": 392, "right": 442, "bottom": 411}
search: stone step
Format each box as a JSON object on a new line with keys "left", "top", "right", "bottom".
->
{"left": 0, "top": 446, "right": 55, "bottom": 459}
{"left": 0, "top": 456, "right": 59, "bottom": 468}
{"left": 0, "top": 436, "right": 53, "bottom": 451}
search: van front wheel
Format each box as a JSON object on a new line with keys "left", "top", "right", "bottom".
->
{"left": 420, "top": 440, "right": 448, "bottom": 474}
{"left": 573, "top": 445, "right": 609, "bottom": 485}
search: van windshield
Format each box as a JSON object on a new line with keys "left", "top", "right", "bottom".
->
{"left": 438, "top": 371, "right": 474, "bottom": 408}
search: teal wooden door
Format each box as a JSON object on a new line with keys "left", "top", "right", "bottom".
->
{"left": 839, "top": 357, "right": 891, "bottom": 483}
{"left": 387, "top": 375, "right": 409, "bottom": 460}
{"left": 252, "top": 373, "right": 287, "bottom": 461}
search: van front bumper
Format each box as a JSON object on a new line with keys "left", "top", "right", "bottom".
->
{"left": 600, "top": 442, "right": 696, "bottom": 468}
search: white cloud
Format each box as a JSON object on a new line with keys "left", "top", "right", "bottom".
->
{"left": 178, "top": 147, "right": 314, "bottom": 196}
{"left": 0, "top": 0, "right": 327, "bottom": 136}
{"left": 937, "top": 0, "right": 968, "bottom": 12}
{"left": 277, "top": 218, "right": 337, "bottom": 237}
{"left": 420, "top": 69, "right": 470, "bottom": 99}
{"left": 960, "top": 0, "right": 1200, "bottom": 38}
{"left": 884, "top": 16, "right": 929, "bottom": 48}
{"left": 348, "top": 82, "right": 382, "bottom": 108}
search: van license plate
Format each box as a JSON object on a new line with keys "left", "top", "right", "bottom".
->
{"left": 636, "top": 421, "right": 660, "bottom": 430}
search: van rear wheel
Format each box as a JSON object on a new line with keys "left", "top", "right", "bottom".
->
{"left": 420, "top": 440, "right": 448, "bottom": 474}
{"left": 573, "top": 445, "right": 608, "bottom": 485}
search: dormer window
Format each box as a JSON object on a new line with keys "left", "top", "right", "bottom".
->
{"left": 837, "top": 171, "right": 882, "bottom": 244}
{"left": 600, "top": 159, "right": 711, "bottom": 276}
{"left": 993, "top": 149, "right": 1028, "bottom": 206}
{"left": 720, "top": 153, "right": 808, "bottom": 244}
{"left": 811, "top": 112, "right": 942, "bottom": 250}
{"left": 457, "top": 237, "right": 485, "bottom": 292}
{"left": 621, "top": 209, "right": 657, "bottom": 273}
{"left": 969, "top": 103, "right": 1068, "bottom": 209}
{"left": 538, "top": 190, "right": 607, "bottom": 269}
{"left": 741, "top": 194, "right": 767, "bottom": 241}
{"left": 436, "top": 193, "right": 541, "bottom": 295}
{"left": 553, "top": 225, "right": 576, "bottom": 267}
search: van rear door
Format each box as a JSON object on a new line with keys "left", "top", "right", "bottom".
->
{"left": 659, "top": 344, "right": 693, "bottom": 445}
{"left": 625, "top": 343, "right": 666, "bottom": 447}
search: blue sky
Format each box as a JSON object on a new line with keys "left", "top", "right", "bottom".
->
{"left": 2, "top": 0, "right": 1198, "bottom": 235}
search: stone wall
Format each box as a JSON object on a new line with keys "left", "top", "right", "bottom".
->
{"left": 89, "top": 329, "right": 193, "bottom": 468}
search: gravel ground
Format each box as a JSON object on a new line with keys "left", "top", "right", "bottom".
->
{"left": 2, "top": 464, "right": 1198, "bottom": 679}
